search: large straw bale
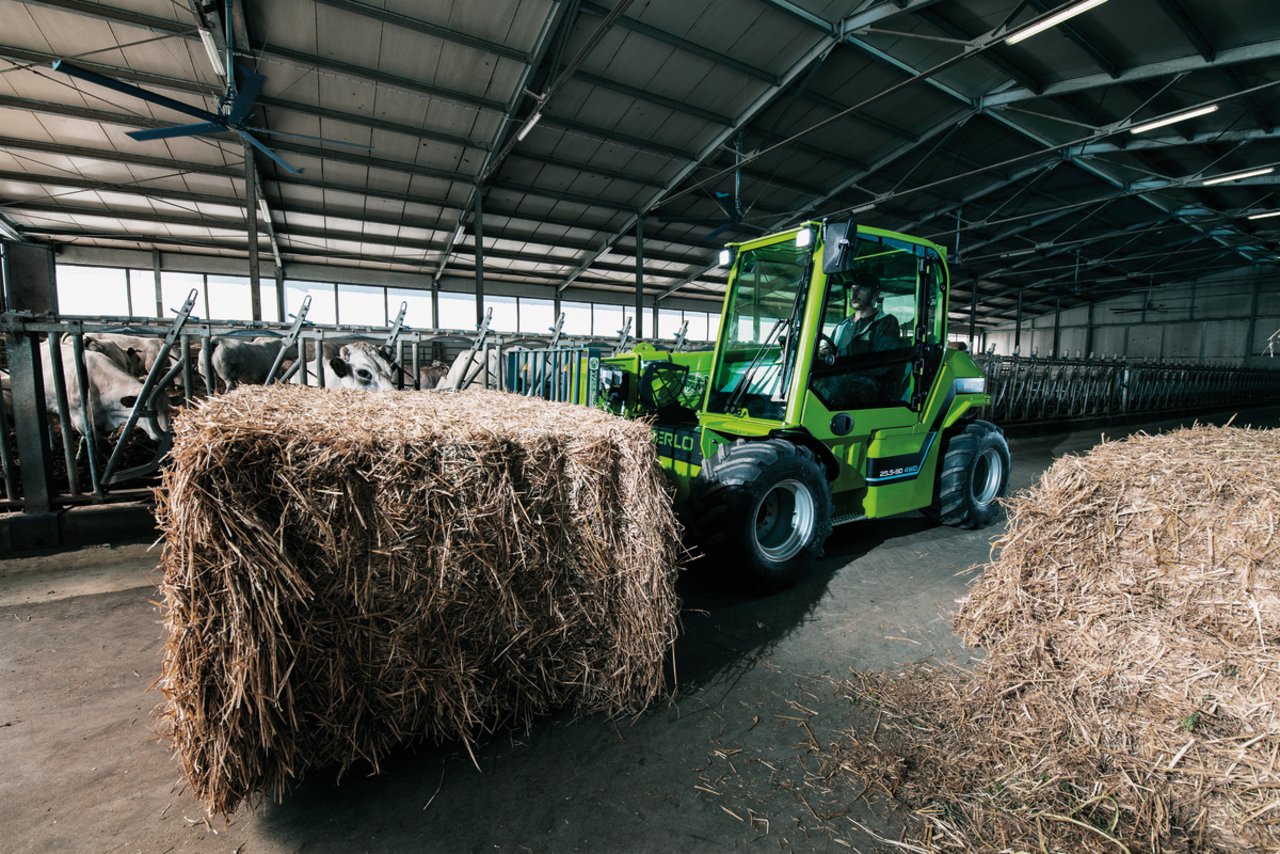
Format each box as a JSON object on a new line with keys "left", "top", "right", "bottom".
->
{"left": 837, "top": 424, "right": 1280, "bottom": 852}
{"left": 154, "top": 386, "right": 681, "bottom": 817}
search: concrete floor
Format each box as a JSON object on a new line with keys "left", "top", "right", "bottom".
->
{"left": 3, "top": 407, "right": 1278, "bottom": 853}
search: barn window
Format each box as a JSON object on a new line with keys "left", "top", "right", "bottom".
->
{"left": 285, "top": 280, "right": 336, "bottom": 325}
{"left": 387, "top": 288, "right": 432, "bottom": 329}
{"left": 487, "top": 295, "right": 518, "bottom": 332}
{"left": 337, "top": 284, "right": 386, "bottom": 327}
{"left": 519, "top": 298, "right": 555, "bottom": 334}
{"left": 561, "top": 301, "right": 592, "bottom": 335}
{"left": 161, "top": 271, "right": 204, "bottom": 318}
{"left": 55, "top": 265, "right": 130, "bottom": 317}
{"left": 206, "top": 275, "right": 254, "bottom": 321}
{"left": 436, "top": 292, "right": 474, "bottom": 330}
{"left": 592, "top": 303, "right": 625, "bottom": 339}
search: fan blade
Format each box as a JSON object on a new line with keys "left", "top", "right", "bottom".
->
{"left": 705, "top": 222, "right": 734, "bottom": 243}
{"left": 658, "top": 215, "right": 732, "bottom": 225}
{"left": 238, "top": 130, "right": 304, "bottom": 174}
{"left": 53, "top": 60, "right": 220, "bottom": 124}
{"left": 226, "top": 66, "right": 264, "bottom": 124}
{"left": 127, "top": 122, "right": 227, "bottom": 141}
{"left": 243, "top": 127, "right": 373, "bottom": 150}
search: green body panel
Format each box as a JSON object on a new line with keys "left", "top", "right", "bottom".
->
{"left": 569, "top": 222, "right": 994, "bottom": 520}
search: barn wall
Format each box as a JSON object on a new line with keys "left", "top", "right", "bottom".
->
{"left": 982, "top": 266, "right": 1280, "bottom": 367}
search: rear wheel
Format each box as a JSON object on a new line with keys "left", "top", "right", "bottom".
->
{"left": 691, "top": 439, "right": 833, "bottom": 591}
{"left": 929, "top": 420, "right": 1010, "bottom": 528}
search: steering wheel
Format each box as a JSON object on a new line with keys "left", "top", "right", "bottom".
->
{"left": 816, "top": 331, "right": 839, "bottom": 366}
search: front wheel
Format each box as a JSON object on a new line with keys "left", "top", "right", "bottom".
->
{"left": 691, "top": 439, "right": 833, "bottom": 591}
{"left": 929, "top": 420, "right": 1011, "bottom": 529}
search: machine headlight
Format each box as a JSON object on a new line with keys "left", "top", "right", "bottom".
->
{"left": 954, "top": 377, "right": 986, "bottom": 394}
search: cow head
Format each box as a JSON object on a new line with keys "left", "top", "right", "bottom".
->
{"left": 111, "top": 389, "right": 172, "bottom": 442}
{"left": 84, "top": 335, "right": 145, "bottom": 377}
{"left": 327, "top": 342, "right": 398, "bottom": 391}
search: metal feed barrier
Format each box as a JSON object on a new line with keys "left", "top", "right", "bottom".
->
{"left": 0, "top": 304, "right": 674, "bottom": 516}
{"left": 974, "top": 352, "right": 1280, "bottom": 425}
{"left": 506, "top": 347, "right": 602, "bottom": 404}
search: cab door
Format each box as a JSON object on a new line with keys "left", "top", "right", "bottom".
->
{"left": 800, "top": 231, "right": 945, "bottom": 517}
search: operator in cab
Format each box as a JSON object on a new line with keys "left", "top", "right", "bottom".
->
{"left": 813, "top": 268, "right": 907, "bottom": 409}
{"left": 824, "top": 269, "right": 900, "bottom": 359}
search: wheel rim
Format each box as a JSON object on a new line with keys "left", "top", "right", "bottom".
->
{"left": 971, "top": 448, "right": 1003, "bottom": 507}
{"left": 753, "top": 479, "right": 816, "bottom": 562}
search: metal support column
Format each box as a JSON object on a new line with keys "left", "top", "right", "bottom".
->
{"left": 1085, "top": 300, "right": 1095, "bottom": 356}
{"left": 7, "top": 335, "right": 52, "bottom": 515}
{"left": 474, "top": 193, "right": 486, "bottom": 327}
{"left": 152, "top": 248, "right": 162, "bottom": 317}
{"left": 1052, "top": 297, "right": 1061, "bottom": 358}
{"left": 968, "top": 279, "right": 977, "bottom": 349}
{"left": 275, "top": 266, "right": 285, "bottom": 323}
{"left": 245, "top": 143, "right": 261, "bottom": 322}
{"left": 1014, "top": 289, "right": 1023, "bottom": 354}
{"left": 1245, "top": 266, "right": 1263, "bottom": 357}
{"left": 635, "top": 216, "right": 644, "bottom": 339}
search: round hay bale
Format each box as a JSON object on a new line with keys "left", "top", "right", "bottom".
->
{"left": 839, "top": 424, "right": 1280, "bottom": 852}
{"left": 154, "top": 386, "right": 682, "bottom": 817}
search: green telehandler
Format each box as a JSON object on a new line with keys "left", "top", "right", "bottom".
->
{"left": 508, "top": 218, "right": 1010, "bottom": 589}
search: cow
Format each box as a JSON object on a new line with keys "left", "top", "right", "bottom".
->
{"left": 78, "top": 334, "right": 143, "bottom": 376}
{"left": 81, "top": 333, "right": 170, "bottom": 377}
{"left": 291, "top": 341, "right": 398, "bottom": 391}
{"left": 435, "top": 347, "right": 501, "bottom": 390}
{"left": 45, "top": 346, "right": 170, "bottom": 441}
{"left": 418, "top": 361, "right": 450, "bottom": 390}
{"left": 210, "top": 336, "right": 286, "bottom": 389}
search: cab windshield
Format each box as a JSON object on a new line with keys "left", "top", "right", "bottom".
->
{"left": 706, "top": 237, "right": 812, "bottom": 420}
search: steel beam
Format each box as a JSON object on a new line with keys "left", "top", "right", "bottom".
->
{"left": 981, "top": 38, "right": 1280, "bottom": 108}
{"left": 312, "top": 0, "right": 529, "bottom": 62}
{"left": 559, "top": 29, "right": 841, "bottom": 292}
{"left": 577, "top": 1, "right": 777, "bottom": 84}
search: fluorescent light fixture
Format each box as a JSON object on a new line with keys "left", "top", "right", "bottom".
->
{"left": 795, "top": 228, "right": 812, "bottom": 248}
{"left": 1128, "top": 104, "right": 1218, "bottom": 135}
{"left": 1247, "top": 210, "right": 1280, "bottom": 220}
{"left": 453, "top": 225, "right": 465, "bottom": 242}
{"left": 1202, "top": 166, "right": 1274, "bottom": 186}
{"left": 256, "top": 198, "right": 271, "bottom": 224}
{"left": 718, "top": 248, "right": 732, "bottom": 266}
{"left": 515, "top": 112, "right": 542, "bottom": 142}
{"left": 197, "top": 27, "right": 225, "bottom": 79}
{"left": 1006, "top": 0, "right": 1110, "bottom": 45}
{"left": 850, "top": 202, "right": 876, "bottom": 214}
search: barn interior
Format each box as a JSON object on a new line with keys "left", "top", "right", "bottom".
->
{"left": 2, "top": 0, "right": 1280, "bottom": 850}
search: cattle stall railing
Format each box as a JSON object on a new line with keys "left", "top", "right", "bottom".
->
{"left": 973, "top": 352, "right": 1280, "bottom": 424}
{"left": 505, "top": 348, "right": 603, "bottom": 404}
{"left": 0, "top": 311, "right": 686, "bottom": 516}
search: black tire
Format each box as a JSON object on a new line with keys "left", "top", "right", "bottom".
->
{"left": 691, "top": 439, "right": 833, "bottom": 591}
{"left": 929, "top": 419, "right": 1011, "bottom": 529}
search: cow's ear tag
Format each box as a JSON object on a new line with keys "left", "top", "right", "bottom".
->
{"left": 329, "top": 358, "right": 350, "bottom": 378}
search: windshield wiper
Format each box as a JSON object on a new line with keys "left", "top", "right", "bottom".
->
{"left": 725, "top": 316, "right": 788, "bottom": 413}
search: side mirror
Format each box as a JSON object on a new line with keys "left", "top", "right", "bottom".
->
{"left": 822, "top": 217, "right": 858, "bottom": 275}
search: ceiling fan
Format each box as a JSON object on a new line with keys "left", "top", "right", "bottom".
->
{"left": 660, "top": 136, "right": 769, "bottom": 242}
{"left": 52, "top": 0, "right": 369, "bottom": 175}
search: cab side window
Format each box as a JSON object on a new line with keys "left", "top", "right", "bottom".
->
{"left": 810, "top": 235, "right": 921, "bottom": 411}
